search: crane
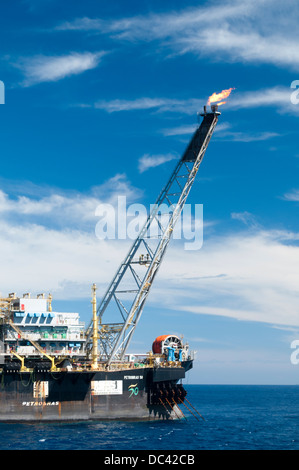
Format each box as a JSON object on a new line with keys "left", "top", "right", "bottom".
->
{"left": 85, "top": 104, "right": 221, "bottom": 367}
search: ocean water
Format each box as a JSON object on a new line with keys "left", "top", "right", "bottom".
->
{"left": 1, "top": 385, "right": 299, "bottom": 450}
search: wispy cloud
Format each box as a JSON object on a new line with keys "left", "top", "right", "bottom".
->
{"left": 88, "top": 85, "right": 296, "bottom": 118}
{"left": 56, "top": 0, "right": 299, "bottom": 71}
{"left": 138, "top": 153, "right": 178, "bottom": 173}
{"left": 0, "top": 174, "right": 142, "bottom": 299}
{"left": 156, "top": 227, "right": 299, "bottom": 327}
{"left": 0, "top": 174, "right": 142, "bottom": 230}
{"left": 1, "top": 177, "right": 299, "bottom": 328}
{"left": 226, "top": 86, "right": 296, "bottom": 114}
{"left": 231, "top": 211, "right": 260, "bottom": 228}
{"left": 94, "top": 97, "right": 202, "bottom": 114}
{"left": 215, "top": 130, "right": 281, "bottom": 143}
{"left": 161, "top": 124, "right": 198, "bottom": 137}
{"left": 162, "top": 122, "right": 231, "bottom": 137}
{"left": 282, "top": 189, "right": 299, "bottom": 202}
{"left": 15, "top": 51, "right": 106, "bottom": 86}
{"left": 162, "top": 121, "right": 281, "bottom": 142}
{"left": 0, "top": 216, "right": 128, "bottom": 300}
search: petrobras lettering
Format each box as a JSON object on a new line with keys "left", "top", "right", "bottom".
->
{"left": 22, "top": 401, "right": 59, "bottom": 406}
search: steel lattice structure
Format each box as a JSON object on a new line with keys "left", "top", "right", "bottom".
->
{"left": 85, "top": 108, "right": 220, "bottom": 365}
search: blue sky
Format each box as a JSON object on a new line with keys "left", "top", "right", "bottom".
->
{"left": 1, "top": 0, "right": 299, "bottom": 384}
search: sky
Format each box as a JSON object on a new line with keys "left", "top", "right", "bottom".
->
{"left": 0, "top": 0, "right": 299, "bottom": 384}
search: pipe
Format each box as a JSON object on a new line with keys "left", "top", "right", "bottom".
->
{"left": 177, "top": 397, "right": 200, "bottom": 421}
{"left": 165, "top": 397, "right": 182, "bottom": 420}
{"left": 184, "top": 396, "right": 205, "bottom": 421}
{"left": 172, "top": 398, "right": 187, "bottom": 421}
{"left": 159, "top": 397, "right": 173, "bottom": 420}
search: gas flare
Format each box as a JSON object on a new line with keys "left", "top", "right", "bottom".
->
{"left": 207, "top": 88, "right": 235, "bottom": 106}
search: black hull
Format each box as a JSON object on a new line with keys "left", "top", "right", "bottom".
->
{"left": 0, "top": 361, "right": 192, "bottom": 422}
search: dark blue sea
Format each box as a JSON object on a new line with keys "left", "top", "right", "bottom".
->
{"left": 1, "top": 385, "right": 299, "bottom": 451}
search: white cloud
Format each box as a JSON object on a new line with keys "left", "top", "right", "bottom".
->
{"left": 0, "top": 175, "right": 141, "bottom": 299}
{"left": 16, "top": 51, "right": 105, "bottom": 86}
{"left": 138, "top": 153, "right": 178, "bottom": 173}
{"left": 56, "top": 17, "right": 105, "bottom": 32}
{"left": 161, "top": 124, "right": 197, "bottom": 137}
{"left": 226, "top": 86, "right": 297, "bottom": 114}
{"left": 94, "top": 97, "right": 202, "bottom": 114}
{"left": 89, "top": 85, "right": 298, "bottom": 118}
{"left": 162, "top": 122, "right": 232, "bottom": 137}
{"left": 215, "top": 130, "right": 281, "bottom": 142}
{"left": 153, "top": 228, "right": 299, "bottom": 327}
{"left": 0, "top": 218, "right": 130, "bottom": 300}
{"left": 282, "top": 189, "right": 299, "bottom": 202}
{"left": 57, "top": 0, "right": 299, "bottom": 71}
{"left": 0, "top": 174, "right": 141, "bottom": 229}
{"left": 231, "top": 211, "right": 260, "bottom": 228}
{"left": 1, "top": 176, "right": 299, "bottom": 329}
{"left": 162, "top": 120, "right": 282, "bottom": 142}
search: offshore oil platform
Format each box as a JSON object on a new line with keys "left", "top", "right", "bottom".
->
{"left": 0, "top": 103, "right": 221, "bottom": 421}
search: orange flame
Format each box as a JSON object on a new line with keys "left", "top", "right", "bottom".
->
{"left": 207, "top": 88, "right": 235, "bottom": 106}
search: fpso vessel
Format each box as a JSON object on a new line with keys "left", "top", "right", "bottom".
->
{"left": 0, "top": 293, "right": 193, "bottom": 421}
{"left": 0, "top": 105, "right": 220, "bottom": 421}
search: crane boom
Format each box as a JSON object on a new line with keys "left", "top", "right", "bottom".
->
{"left": 85, "top": 106, "right": 220, "bottom": 366}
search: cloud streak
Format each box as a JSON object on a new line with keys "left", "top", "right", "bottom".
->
{"left": 94, "top": 97, "right": 202, "bottom": 114}
{"left": 156, "top": 227, "right": 299, "bottom": 327}
{"left": 0, "top": 175, "right": 142, "bottom": 299}
{"left": 89, "top": 85, "right": 296, "bottom": 118}
{"left": 138, "top": 153, "right": 178, "bottom": 173}
{"left": 0, "top": 174, "right": 142, "bottom": 230}
{"left": 162, "top": 121, "right": 282, "bottom": 143}
{"left": 57, "top": 0, "right": 299, "bottom": 71}
{"left": 226, "top": 86, "right": 296, "bottom": 113}
{"left": 282, "top": 189, "right": 299, "bottom": 202}
{"left": 16, "top": 51, "right": 106, "bottom": 86}
{"left": 0, "top": 178, "right": 298, "bottom": 328}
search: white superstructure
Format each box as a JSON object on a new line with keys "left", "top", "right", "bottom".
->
{"left": 1, "top": 293, "right": 85, "bottom": 358}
